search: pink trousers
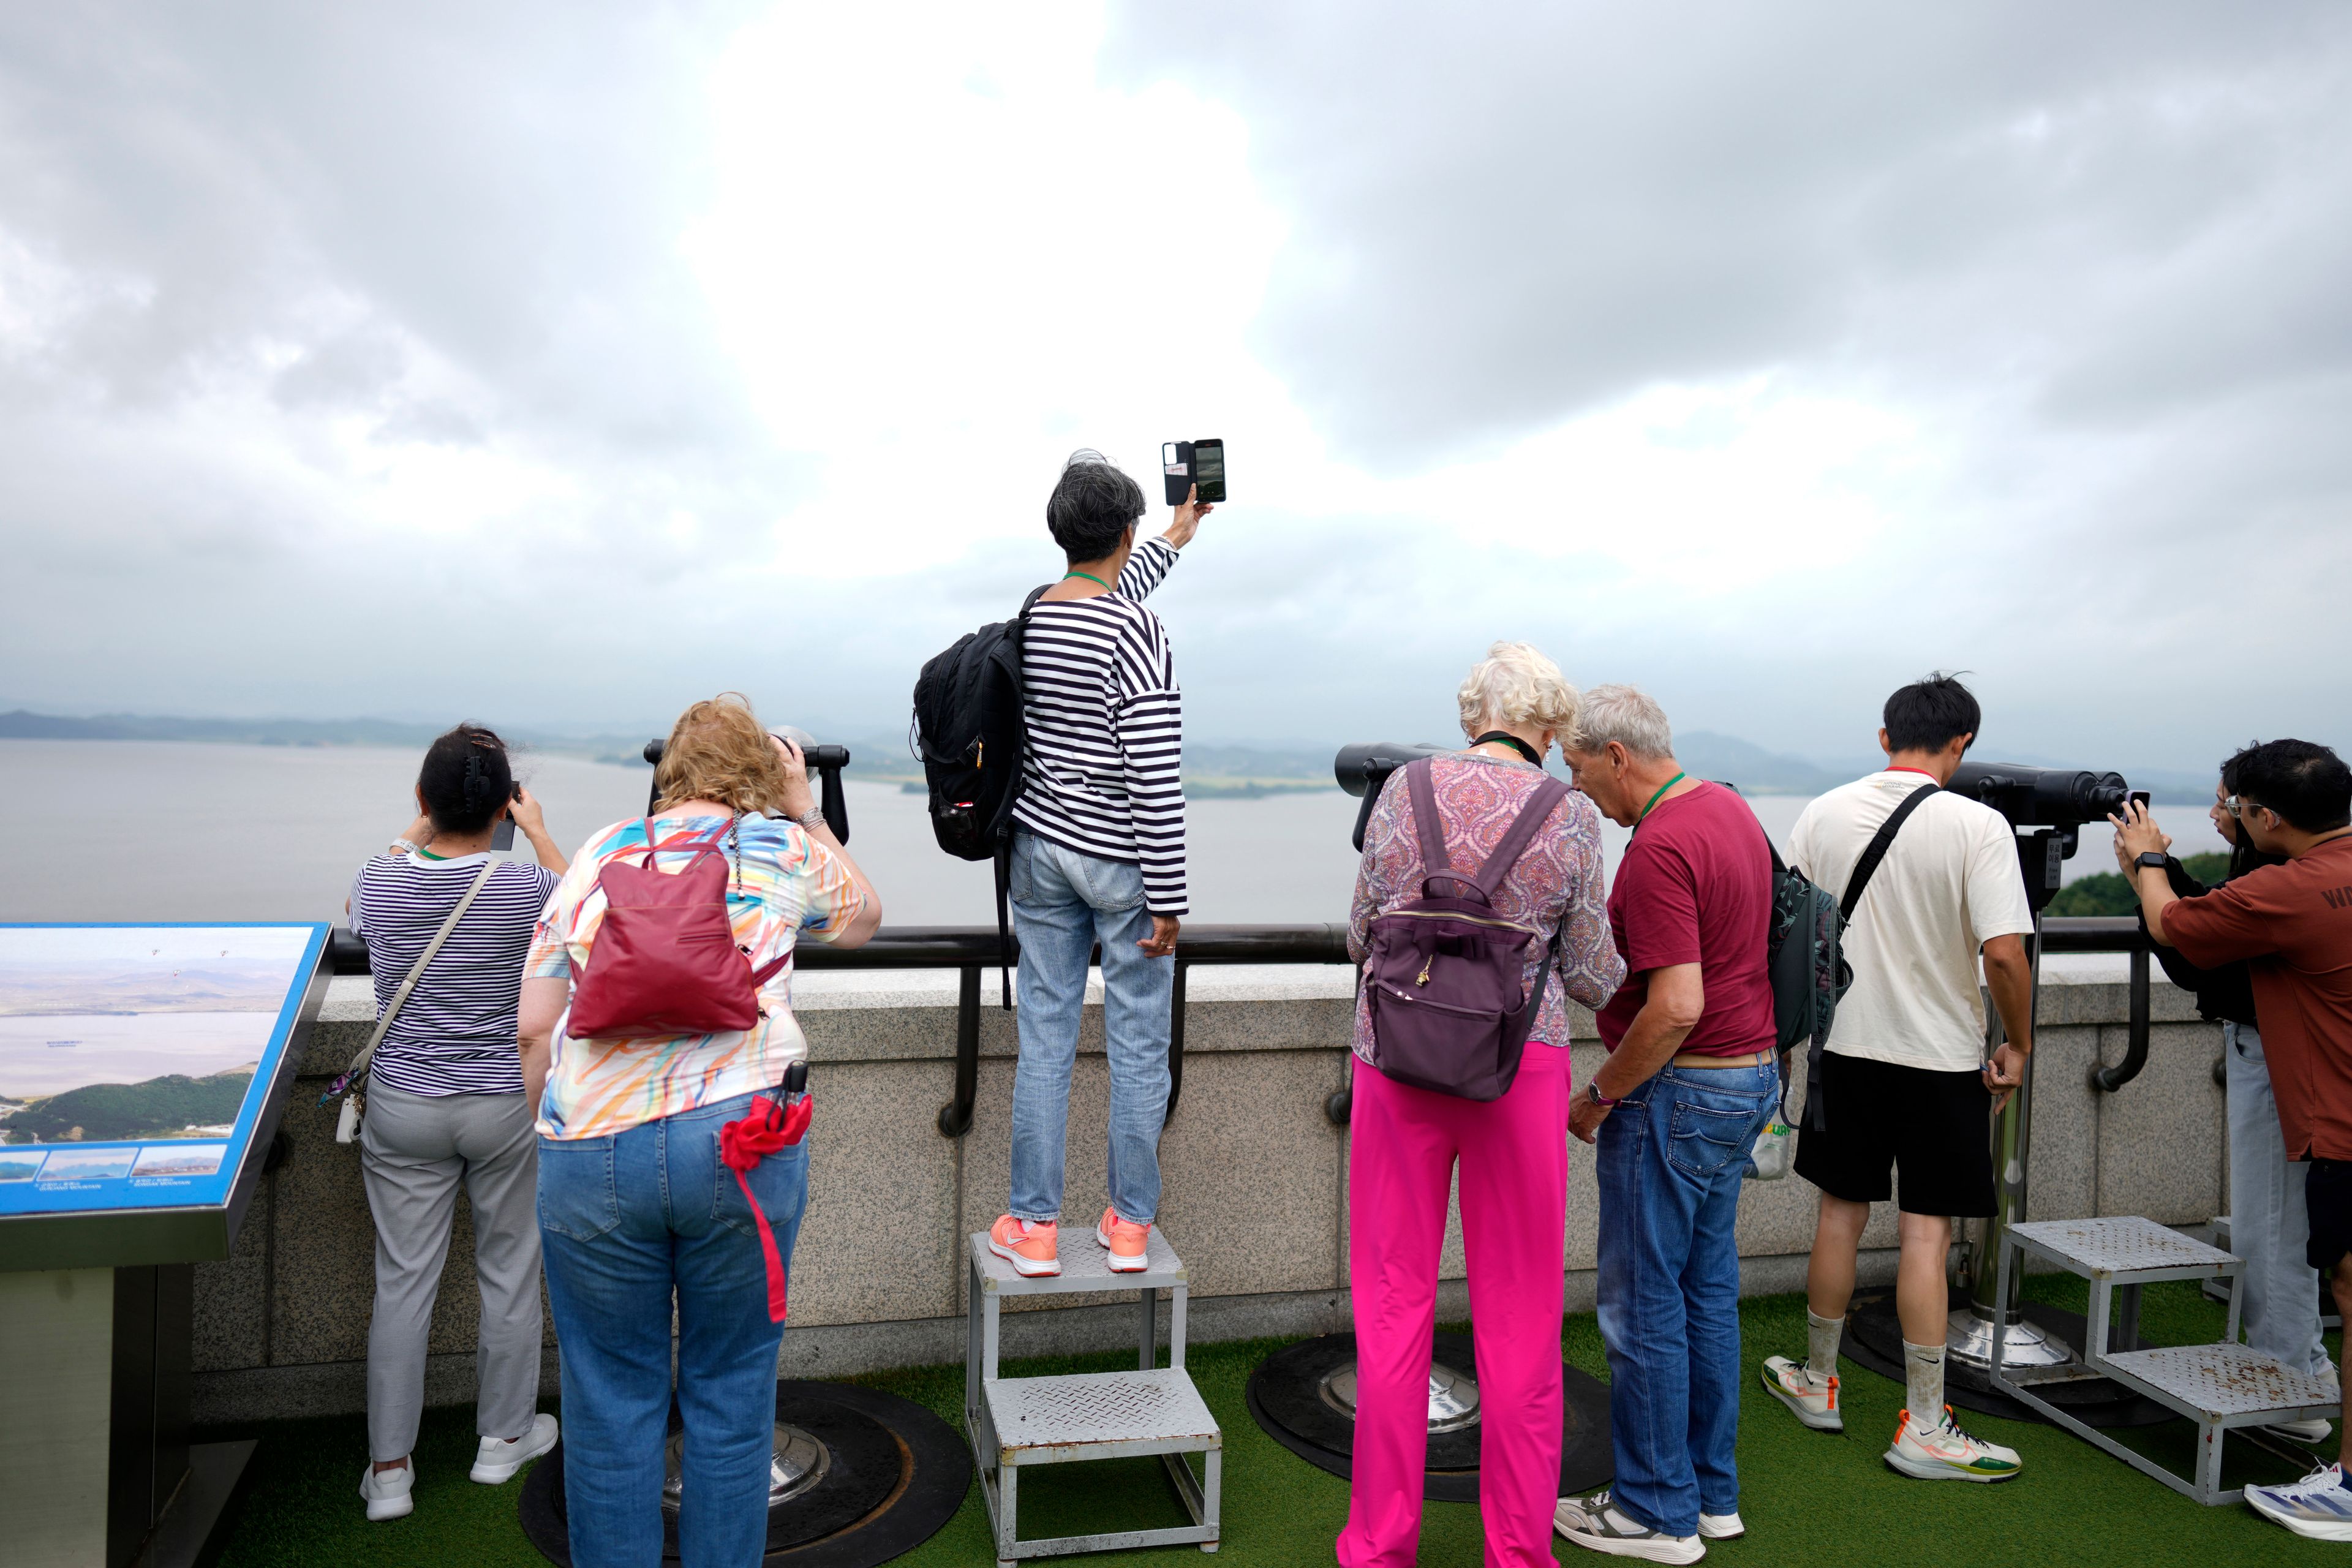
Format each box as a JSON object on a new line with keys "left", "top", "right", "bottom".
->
{"left": 1336, "top": 1048, "right": 1572, "bottom": 1568}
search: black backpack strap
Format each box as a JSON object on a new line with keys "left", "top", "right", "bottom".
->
{"left": 1469, "top": 777, "right": 1572, "bottom": 901}
{"left": 994, "top": 836, "right": 1016, "bottom": 1011}
{"left": 1405, "top": 759, "right": 1480, "bottom": 899}
{"left": 1840, "top": 783, "right": 1939, "bottom": 922}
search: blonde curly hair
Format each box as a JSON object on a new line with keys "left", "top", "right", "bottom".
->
{"left": 654, "top": 693, "right": 786, "bottom": 815}
{"left": 1456, "top": 641, "right": 1580, "bottom": 739}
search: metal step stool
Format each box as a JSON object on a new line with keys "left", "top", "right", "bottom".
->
{"left": 966, "top": 1229, "right": 1221, "bottom": 1566}
{"left": 1990, "top": 1216, "right": 2340, "bottom": 1502}
{"left": 2200, "top": 1216, "right": 2344, "bottom": 1328}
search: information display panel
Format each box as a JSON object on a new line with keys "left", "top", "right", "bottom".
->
{"left": 0, "top": 922, "right": 328, "bottom": 1267}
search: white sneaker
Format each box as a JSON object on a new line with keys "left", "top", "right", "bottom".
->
{"left": 1553, "top": 1490, "right": 1705, "bottom": 1562}
{"left": 470, "top": 1413, "right": 560, "bottom": 1483}
{"left": 1698, "top": 1512, "right": 1743, "bottom": 1539}
{"left": 1883, "top": 1406, "right": 2023, "bottom": 1482}
{"left": 1760, "top": 1356, "right": 1842, "bottom": 1433}
{"left": 2247, "top": 1462, "right": 2352, "bottom": 1541}
{"left": 2261, "top": 1417, "right": 2335, "bottom": 1444}
{"left": 360, "top": 1459, "right": 414, "bottom": 1521}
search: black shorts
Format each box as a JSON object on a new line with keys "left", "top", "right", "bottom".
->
{"left": 2305, "top": 1159, "right": 2352, "bottom": 1274}
{"left": 1793, "top": 1052, "right": 1996, "bottom": 1217}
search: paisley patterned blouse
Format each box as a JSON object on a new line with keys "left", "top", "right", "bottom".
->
{"left": 1346, "top": 752, "right": 1623, "bottom": 1065}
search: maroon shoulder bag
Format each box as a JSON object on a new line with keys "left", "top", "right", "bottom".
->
{"left": 566, "top": 818, "right": 790, "bottom": 1041}
{"left": 1362, "top": 760, "right": 1570, "bottom": 1102}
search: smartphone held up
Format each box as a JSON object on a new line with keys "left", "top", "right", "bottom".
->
{"left": 1163, "top": 439, "right": 1227, "bottom": 506}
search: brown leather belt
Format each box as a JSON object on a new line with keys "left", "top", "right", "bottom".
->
{"left": 1671, "top": 1048, "right": 1775, "bottom": 1070}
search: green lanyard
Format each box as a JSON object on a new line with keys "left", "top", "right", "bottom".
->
{"left": 1062, "top": 570, "right": 1112, "bottom": 590}
{"left": 1635, "top": 771, "right": 1687, "bottom": 827}
{"left": 417, "top": 846, "right": 449, "bottom": 861}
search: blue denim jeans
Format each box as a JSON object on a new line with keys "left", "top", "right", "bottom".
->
{"left": 1008, "top": 831, "right": 1173, "bottom": 1224}
{"left": 1594, "top": 1060, "right": 1776, "bottom": 1537}
{"left": 537, "top": 1091, "right": 810, "bottom": 1568}
{"left": 2226, "top": 1022, "right": 2331, "bottom": 1376}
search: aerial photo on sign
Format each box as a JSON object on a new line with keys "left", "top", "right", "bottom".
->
{"left": 0, "top": 925, "right": 313, "bottom": 1145}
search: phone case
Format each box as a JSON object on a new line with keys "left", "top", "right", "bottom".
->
{"left": 1163, "top": 441, "right": 1194, "bottom": 507}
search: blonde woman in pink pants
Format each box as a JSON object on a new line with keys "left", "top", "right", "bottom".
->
{"left": 1339, "top": 643, "right": 1623, "bottom": 1568}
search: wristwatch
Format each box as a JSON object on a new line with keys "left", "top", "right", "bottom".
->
{"left": 1586, "top": 1082, "right": 1622, "bottom": 1110}
{"left": 2134, "top": 852, "right": 2170, "bottom": 872}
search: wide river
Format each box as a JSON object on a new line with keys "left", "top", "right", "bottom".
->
{"left": 0, "top": 739, "right": 2226, "bottom": 940}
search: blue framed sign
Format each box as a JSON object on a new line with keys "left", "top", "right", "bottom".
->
{"left": 0, "top": 923, "right": 328, "bottom": 1244}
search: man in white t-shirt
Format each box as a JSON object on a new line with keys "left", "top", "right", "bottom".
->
{"left": 1758, "top": 673, "right": 2038, "bottom": 1485}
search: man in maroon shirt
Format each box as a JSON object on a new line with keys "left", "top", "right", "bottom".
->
{"left": 2119, "top": 737, "right": 2352, "bottom": 1540}
{"left": 1552, "top": 685, "right": 1777, "bottom": 1564}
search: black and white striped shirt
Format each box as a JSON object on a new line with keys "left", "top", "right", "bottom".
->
{"left": 1013, "top": 537, "right": 1188, "bottom": 914}
{"left": 347, "top": 853, "right": 562, "bottom": 1096}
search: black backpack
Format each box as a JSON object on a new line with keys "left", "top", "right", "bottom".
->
{"left": 911, "top": 586, "right": 1049, "bottom": 1006}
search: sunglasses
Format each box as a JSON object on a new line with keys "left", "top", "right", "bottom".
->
{"left": 2220, "top": 795, "right": 2273, "bottom": 822}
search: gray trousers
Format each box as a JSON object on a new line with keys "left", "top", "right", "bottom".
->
{"left": 359, "top": 1080, "right": 544, "bottom": 1461}
{"left": 2225, "top": 1021, "right": 2332, "bottom": 1378}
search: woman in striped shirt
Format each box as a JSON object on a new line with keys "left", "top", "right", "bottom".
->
{"left": 989, "top": 451, "right": 1212, "bottom": 1278}
{"left": 349, "top": 724, "right": 570, "bottom": 1522}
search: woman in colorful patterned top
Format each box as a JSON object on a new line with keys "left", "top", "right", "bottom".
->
{"left": 1338, "top": 642, "right": 1622, "bottom": 1568}
{"left": 518, "top": 695, "right": 880, "bottom": 1568}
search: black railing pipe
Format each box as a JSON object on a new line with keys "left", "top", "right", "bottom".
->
{"left": 2089, "top": 946, "right": 2154, "bottom": 1093}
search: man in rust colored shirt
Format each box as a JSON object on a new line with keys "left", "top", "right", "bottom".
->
{"left": 2118, "top": 736, "right": 2352, "bottom": 1540}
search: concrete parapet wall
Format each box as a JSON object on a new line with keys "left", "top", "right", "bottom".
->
{"left": 189, "top": 967, "right": 2228, "bottom": 1423}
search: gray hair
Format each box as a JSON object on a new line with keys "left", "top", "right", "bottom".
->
{"left": 1456, "top": 641, "right": 1580, "bottom": 737}
{"left": 1573, "top": 684, "right": 1674, "bottom": 761}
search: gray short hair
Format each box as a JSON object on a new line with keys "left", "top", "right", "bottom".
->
{"left": 1573, "top": 684, "right": 1674, "bottom": 761}
{"left": 1456, "top": 641, "right": 1580, "bottom": 737}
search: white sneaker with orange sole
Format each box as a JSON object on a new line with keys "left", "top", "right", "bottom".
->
{"left": 1096, "top": 1207, "right": 1151, "bottom": 1272}
{"left": 988, "top": 1215, "right": 1060, "bottom": 1276}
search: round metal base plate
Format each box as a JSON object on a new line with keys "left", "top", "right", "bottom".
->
{"left": 1247, "top": 1330, "right": 1613, "bottom": 1503}
{"left": 1843, "top": 1287, "right": 2171, "bottom": 1429}
{"left": 519, "top": 1381, "right": 971, "bottom": 1567}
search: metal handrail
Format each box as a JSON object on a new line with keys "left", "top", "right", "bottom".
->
{"left": 320, "top": 914, "right": 2162, "bottom": 1134}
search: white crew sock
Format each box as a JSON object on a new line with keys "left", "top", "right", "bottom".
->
{"left": 1903, "top": 1339, "right": 1947, "bottom": 1425}
{"left": 1806, "top": 1310, "right": 1844, "bottom": 1384}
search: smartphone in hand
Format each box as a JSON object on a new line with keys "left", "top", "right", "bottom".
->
{"left": 1163, "top": 439, "right": 1227, "bottom": 505}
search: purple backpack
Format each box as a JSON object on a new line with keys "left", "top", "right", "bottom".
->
{"left": 1362, "top": 759, "right": 1571, "bottom": 1101}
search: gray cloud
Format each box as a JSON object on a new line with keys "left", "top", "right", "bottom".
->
{"left": 1, "top": 2, "right": 2348, "bottom": 782}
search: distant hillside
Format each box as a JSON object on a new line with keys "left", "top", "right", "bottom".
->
{"left": 5, "top": 1069, "right": 252, "bottom": 1144}
{"left": 0, "top": 709, "right": 657, "bottom": 764}
{"left": 1675, "top": 731, "right": 1848, "bottom": 795}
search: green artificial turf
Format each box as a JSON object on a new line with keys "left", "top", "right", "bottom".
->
{"left": 203, "top": 1279, "right": 2346, "bottom": 1568}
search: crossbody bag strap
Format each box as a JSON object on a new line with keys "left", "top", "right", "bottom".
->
{"left": 339, "top": 858, "right": 502, "bottom": 1089}
{"left": 1839, "top": 783, "right": 1939, "bottom": 922}
{"left": 1406, "top": 758, "right": 1479, "bottom": 899}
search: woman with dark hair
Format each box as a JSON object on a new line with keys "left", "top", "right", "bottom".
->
{"left": 350, "top": 723, "right": 571, "bottom": 1523}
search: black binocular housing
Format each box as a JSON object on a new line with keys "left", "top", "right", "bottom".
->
{"left": 1945, "top": 761, "right": 2130, "bottom": 828}
{"left": 1334, "top": 741, "right": 1455, "bottom": 851}
{"left": 641, "top": 737, "right": 854, "bottom": 843}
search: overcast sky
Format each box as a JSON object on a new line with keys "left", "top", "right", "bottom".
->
{"left": 2, "top": 2, "right": 2346, "bottom": 773}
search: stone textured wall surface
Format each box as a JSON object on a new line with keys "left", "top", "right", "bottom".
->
{"left": 190, "top": 967, "right": 2227, "bottom": 1422}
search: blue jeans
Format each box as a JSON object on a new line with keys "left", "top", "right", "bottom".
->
{"left": 2226, "top": 1022, "right": 2331, "bottom": 1376}
{"left": 1594, "top": 1060, "right": 1776, "bottom": 1537}
{"left": 1008, "top": 831, "right": 1173, "bottom": 1224}
{"left": 537, "top": 1091, "right": 810, "bottom": 1568}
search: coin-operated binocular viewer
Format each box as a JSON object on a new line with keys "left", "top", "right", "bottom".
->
{"left": 641, "top": 727, "right": 853, "bottom": 842}
{"left": 1334, "top": 741, "right": 1455, "bottom": 851}
{"left": 1939, "top": 760, "right": 2132, "bottom": 1371}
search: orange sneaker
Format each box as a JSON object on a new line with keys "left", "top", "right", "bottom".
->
{"left": 1096, "top": 1207, "right": 1151, "bottom": 1272}
{"left": 988, "top": 1215, "right": 1060, "bottom": 1276}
